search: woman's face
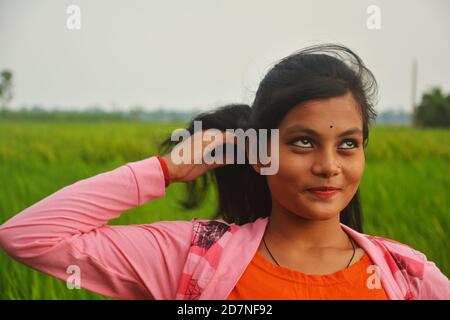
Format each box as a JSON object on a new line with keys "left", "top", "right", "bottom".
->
{"left": 264, "top": 91, "right": 365, "bottom": 221}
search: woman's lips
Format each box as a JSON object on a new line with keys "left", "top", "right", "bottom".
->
{"left": 306, "top": 188, "right": 340, "bottom": 200}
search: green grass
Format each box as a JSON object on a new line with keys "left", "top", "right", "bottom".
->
{"left": 0, "top": 121, "right": 448, "bottom": 299}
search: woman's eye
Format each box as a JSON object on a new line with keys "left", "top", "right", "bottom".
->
{"left": 290, "top": 137, "right": 313, "bottom": 148}
{"left": 289, "top": 137, "right": 359, "bottom": 149}
{"left": 338, "top": 139, "right": 358, "bottom": 149}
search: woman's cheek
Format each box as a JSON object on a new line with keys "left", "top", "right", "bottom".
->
{"left": 268, "top": 152, "right": 307, "bottom": 195}
{"left": 343, "top": 153, "right": 365, "bottom": 189}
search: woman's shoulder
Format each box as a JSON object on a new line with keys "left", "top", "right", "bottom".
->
{"left": 145, "top": 216, "right": 247, "bottom": 241}
{"left": 344, "top": 226, "right": 429, "bottom": 277}
{"left": 190, "top": 216, "right": 265, "bottom": 232}
{"left": 342, "top": 224, "right": 428, "bottom": 263}
{"left": 364, "top": 233, "right": 427, "bottom": 259}
{"left": 358, "top": 232, "right": 430, "bottom": 278}
{"left": 356, "top": 231, "right": 450, "bottom": 299}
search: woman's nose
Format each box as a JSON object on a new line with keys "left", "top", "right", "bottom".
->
{"left": 311, "top": 151, "right": 342, "bottom": 178}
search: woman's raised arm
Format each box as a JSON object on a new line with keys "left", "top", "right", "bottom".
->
{"left": 0, "top": 156, "right": 192, "bottom": 299}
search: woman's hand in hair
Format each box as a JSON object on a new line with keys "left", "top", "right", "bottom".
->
{"left": 162, "top": 130, "right": 237, "bottom": 183}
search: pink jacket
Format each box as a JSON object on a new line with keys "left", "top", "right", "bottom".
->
{"left": 0, "top": 156, "right": 449, "bottom": 300}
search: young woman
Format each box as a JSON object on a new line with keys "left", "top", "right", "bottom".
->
{"left": 0, "top": 44, "right": 448, "bottom": 300}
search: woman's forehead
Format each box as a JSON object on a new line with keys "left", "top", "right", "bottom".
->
{"left": 279, "top": 93, "right": 363, "bottom": 132}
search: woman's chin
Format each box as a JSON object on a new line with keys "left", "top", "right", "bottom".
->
{"left": 295, "top": 202, "right": 342, "bottom": 221}
{"left": 306, "top": 211, "right": 339, "bottom": 221}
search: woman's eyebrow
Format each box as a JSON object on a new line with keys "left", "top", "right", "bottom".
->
{"left": 284, "top": 125, "right": 363, "bottom": 138}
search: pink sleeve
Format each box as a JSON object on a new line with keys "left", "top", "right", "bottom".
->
{"left": 0, "top": 156, "right": 193, "bottom": 300}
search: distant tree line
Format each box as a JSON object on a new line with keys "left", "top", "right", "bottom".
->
{"left": 376, "top": 110, "right": 411, "bottom": 125}
{"left": 0, "top": 106, "right": 201, "bottom": 122}
{"left": 1, "top": 69, "right": 449, "bottom": 127}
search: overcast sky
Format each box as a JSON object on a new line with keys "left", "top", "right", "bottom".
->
{"left": 0, "top": 0, "right": 449, "bottom": 112}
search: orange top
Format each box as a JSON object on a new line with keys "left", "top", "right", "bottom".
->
{"left": 227, "top": 250, "right": 388, "bottom": 300}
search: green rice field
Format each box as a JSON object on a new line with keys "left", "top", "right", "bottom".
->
{"left": 0, "top": 121, "right": 449, "bottom": 299}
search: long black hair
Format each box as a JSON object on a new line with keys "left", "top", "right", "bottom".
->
{"left": 159, "top": 43, "right": 378, "bottom": 232}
